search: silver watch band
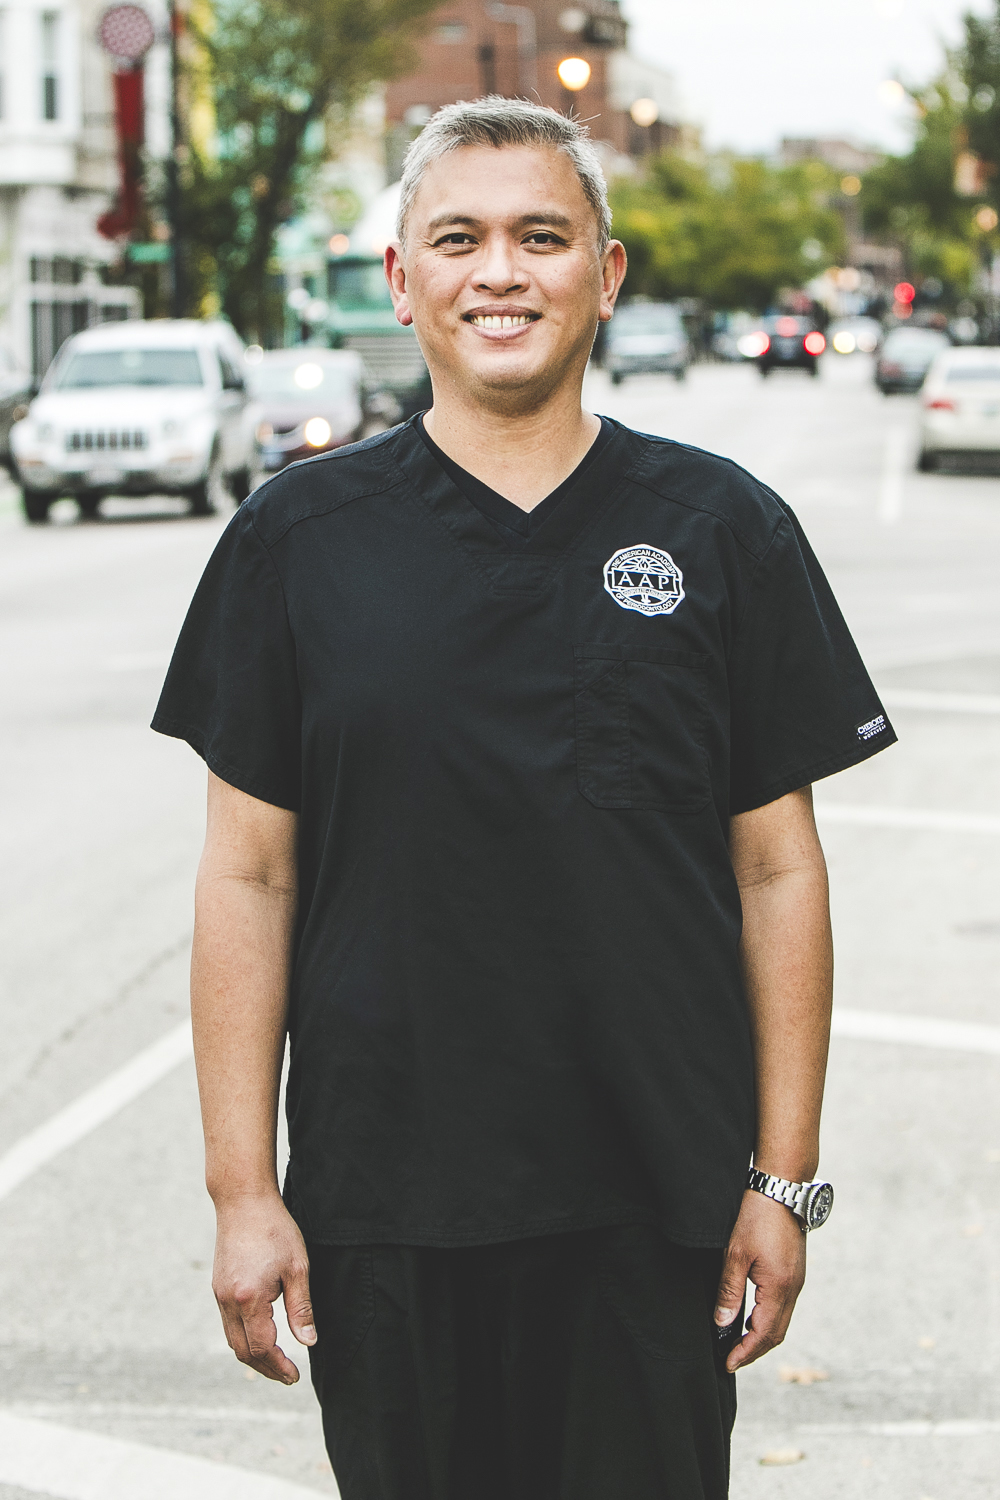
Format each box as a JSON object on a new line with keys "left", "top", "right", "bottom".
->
{"left": 746, "top": 1168, "right": 834, "bottom": 1231}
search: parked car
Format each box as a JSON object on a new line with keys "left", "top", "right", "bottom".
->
{"left": 605, "top": 301, "right": 691, "bottom": 384}
{"left": 247, "top": 348, "right": 365, "bottom": 475}
{"left": 0, "top": 346, "right": 33, "bottom": 470}
{"left": 916, "top": 346, "right": 1000, "bottom": 470}
{"left": 711, "top": 311, "right": 759, "bottom": 362}
{"left": 874, "top": 325, "right": 951, "bottom": 395}
{"left": 10, "top": 319, "right": 253, "bottom": 523}
{"left": 739, "top": 315, "right": 826, "bottom": 377}
{"left": 827, "top": 316, "right": 883, "bottom": 355}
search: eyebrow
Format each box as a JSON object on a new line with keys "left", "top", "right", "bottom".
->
{"left": 425, "top": 210, "right": 576, "bottom": 233}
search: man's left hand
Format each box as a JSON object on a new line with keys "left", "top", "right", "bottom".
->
{"left": 713, "top": 1188, "right": 806, "bottom": 1373}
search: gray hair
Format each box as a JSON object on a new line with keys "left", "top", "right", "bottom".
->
{"left": 396, "top": 96, "right": 612, "bottom": 251}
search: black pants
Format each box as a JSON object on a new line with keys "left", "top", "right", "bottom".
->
{"left": 307, "top": 1224, "right": 738, "bottom": 1500}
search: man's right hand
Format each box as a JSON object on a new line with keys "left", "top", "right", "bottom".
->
{"left": 212, "top": 1192, "right": 316, "bottom": 1384}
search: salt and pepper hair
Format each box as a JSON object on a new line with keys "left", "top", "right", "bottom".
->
{"left": 396, "top": 96, "right": 613, "bottom": 251}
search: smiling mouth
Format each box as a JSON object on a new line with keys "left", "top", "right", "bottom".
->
{"left": 464, "top": 313, "right": 539, "bottom": 330}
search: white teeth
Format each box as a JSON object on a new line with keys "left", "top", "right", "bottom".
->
{"left": 470, "top": 314, "right": 532, "bottom": 329}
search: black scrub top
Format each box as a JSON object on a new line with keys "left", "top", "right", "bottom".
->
{"left": 152, "top": 416, "right": 895, "bottom": 1249}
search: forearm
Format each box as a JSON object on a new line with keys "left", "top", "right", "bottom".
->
{"left": 732, "top": 788, "right": 833, "bottom": 1182}
{"left": 192, "top": 837, "right": 297, "bottom": 1206}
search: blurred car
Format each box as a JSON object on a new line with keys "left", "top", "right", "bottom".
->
{"left": 738, "top": 315, "right": 826, "bottom": 377}
{"left": 248, "top": 349, "right": 365, "bottom": 474}
{"left": 605, "top": 301, "right": 691, "bottom": 384}
{"left": 0, "top": 346, "right": 33, "bottom": 470}
{"left": 711, "top": 312, "right": 759, "bottom": 362}
{"left": 10, "top": 320, "right": 253, "bottom": 523}
{"left": 826, "top": 316, "right": 883, "bottom": 356}
{"left": 874, "top": 326, "right": 951, "bottom": 394}
{"left": 917, "top": 346, "right": 1000, "bottom": 470}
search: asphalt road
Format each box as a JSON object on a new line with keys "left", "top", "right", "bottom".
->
{"left": 1, "top": 352, "right": 998, "bottom": 1499}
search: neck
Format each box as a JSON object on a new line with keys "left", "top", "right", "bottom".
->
{"left": 422, "top": 378, "right": 601, "bottom": 512}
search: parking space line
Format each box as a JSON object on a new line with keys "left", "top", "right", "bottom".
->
{"left": 832, "top": 1008, "right": 1000, "bottom": 1055}
{"left": 815, "top": 802, "right": 1000, "bottom": 835}
{"left": 879, "top": 688, "right": 1000, "bottom": 714}
{"left": 0, "top": 1410, "right": 330, "bottom": 1499}
{"left": 0, "top": 1023, "right": 192, "bottom": 1205}
{"left": 878, "top": 426, "right": 908, "bottom": 522}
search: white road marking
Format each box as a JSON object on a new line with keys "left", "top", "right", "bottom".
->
{"left": 832, "top": 1008, "right": 1000, "bottom": 1056}
{"left": 102, "top": 650, "right": 172, "bottom": 672}
{"left": 815, "top": 802, "right": 1000, "bottom": 835}
{"left": 879, "top": 688, "right": 1000, "bottom": 714}
{"left": 0, "top": 1410, "right": 330, "bottom": 1499}
{"left": 878, "top": 426, "right": 908, "bottom": 522}
{"left": 9, "top": 1403, "right": 313, "bottom": 1422}
{"left": 0, "top": 1022, "right": 192, "bottom": 1205}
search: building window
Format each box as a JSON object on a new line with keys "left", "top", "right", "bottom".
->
{"left": 41, "top": 11, "right": 59, "bottom": 121}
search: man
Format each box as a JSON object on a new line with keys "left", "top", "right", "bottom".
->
{"left": 153, "top": 98, "right": 895, "bottom": 1498}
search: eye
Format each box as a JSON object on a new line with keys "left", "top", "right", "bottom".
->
{"left": 434, "top": 232, "right": 477, "bottom": 247}
{"left": 523, "top": 231, "right": 565, "bottom": 247}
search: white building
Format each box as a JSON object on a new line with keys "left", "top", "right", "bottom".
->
{"left": 0, "top": 0, "right": 170, "bottom": 378}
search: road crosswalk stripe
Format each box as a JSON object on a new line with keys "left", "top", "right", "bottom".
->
{"left": 0, "top": 1411, "right": 330, "bottom": 1499}
{"left": 815, "top": 802, "right": 1000, "bottom": 834}
{"left": 832, "top": 1008, "right": 1000, "bottom": 1055}
{"left": 0, "top": 1023, "right": 192, "bottom": 1205}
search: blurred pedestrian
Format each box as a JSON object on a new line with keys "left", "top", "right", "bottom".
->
{"left": 153, "top": 96, "right": 896, "bottom": 1499}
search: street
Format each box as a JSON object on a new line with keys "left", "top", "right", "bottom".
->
{"left": 1, "top": 352, "right": 998, "bottom": 1499}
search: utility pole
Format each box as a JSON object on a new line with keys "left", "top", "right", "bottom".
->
{"left": 167, "top": 0, "right": 187, "bottom": 317}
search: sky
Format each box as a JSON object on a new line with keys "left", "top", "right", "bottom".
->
{"left": 622, "top": 0, "right": 995, "bottom": 155}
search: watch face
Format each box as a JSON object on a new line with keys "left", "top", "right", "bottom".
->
{"left": 806, "top": 1183, "right": 834, "bottom": 1229}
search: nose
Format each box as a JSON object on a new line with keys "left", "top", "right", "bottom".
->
{"left": 474, "top": 233, "right": 527, "bottom": 295}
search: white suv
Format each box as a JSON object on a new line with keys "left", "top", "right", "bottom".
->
{"left": 11, "top": 319, "right": 254, "bottom": 522}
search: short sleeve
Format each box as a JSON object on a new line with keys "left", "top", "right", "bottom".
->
{"left": 151, "top": 506, "right": 301, "bottom": 811}
{"left": 728, "top": 506, "right": 896, "bottom": 815}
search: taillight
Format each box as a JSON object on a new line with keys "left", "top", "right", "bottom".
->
{"left": 737, "top": 332, "right": 770, "bottom": 358}
{"left": 924, "top": 397, "right": 955, "bottom": 411}
{"left": 804, "top": 331, "right": 826, "bottom": 355}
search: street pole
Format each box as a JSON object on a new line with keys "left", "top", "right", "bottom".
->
{"left": 167, "top": 0, "right": 186, "bottom": 317}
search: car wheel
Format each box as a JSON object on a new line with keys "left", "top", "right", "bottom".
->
{"left": 229, "top": 467, "right": 252, "bottom": 504}
{"left": 759, "top": 365, "right": 771, "bottom": 378}
{"left": 673, "top": 366, "right": 687, "bottom": 383}
{"left": 188, "top": 444, "right": 226, "bottom": 516}
{"left": 809, "top": 360, "right": 820, "bottom": 378}
{"left": 610, "top": 372, "right": 624, "bottom": 386}
{"left": 22, "top": 487, "right": 54, "bottom": 524}
{"left": 917, "top": 449, "right": 938, "bottom": 472}
{"left": 77, "top": 490, "right": 102, "bottom": 520}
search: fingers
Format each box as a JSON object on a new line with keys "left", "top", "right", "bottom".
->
{"left": 217, "top": 1289, "right": 301, "bottom": 1383}
{"left": 714, "top": 1245, "right": 749, "bottom": 1328}
{"left": 727, "top": 1280, "right": 797, "bottom": 1372}
{"left": 283, "top": 1257, "right": 317, "bottom": 1348}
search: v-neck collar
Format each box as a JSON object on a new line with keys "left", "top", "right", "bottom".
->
{"left": 415, "top": 412, "right": 616, "bottom": 546}
{"left": 390, "top": 416, "right": 644, "bottom": 596}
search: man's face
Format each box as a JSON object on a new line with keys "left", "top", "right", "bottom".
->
{"left": 386, "top": 144, "right": 626, "bottom": 411}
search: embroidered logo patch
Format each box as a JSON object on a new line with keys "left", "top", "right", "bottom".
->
{"left": 857, "top": 713, "right": 887, "bottom": 742}
{"left": 603, "top": 545, "right": 685, "bottom": 616}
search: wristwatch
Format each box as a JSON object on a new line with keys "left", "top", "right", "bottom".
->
{"left": 746, "top": 1167, "right": 834, "bottom": 1232}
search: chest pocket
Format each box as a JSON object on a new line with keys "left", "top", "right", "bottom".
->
{"left": 574, "top": 644, "right": 711, "bottom": 813}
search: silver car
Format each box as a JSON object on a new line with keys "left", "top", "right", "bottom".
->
{"left": 605, "top": 302, "right": 691, "bottom": 385}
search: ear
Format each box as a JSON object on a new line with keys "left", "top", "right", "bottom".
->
{"left": 598, "top": 240, "right": 628, "bottom": 324}
{"left": 384, "top": 243, "right": 413, "bottom": 327}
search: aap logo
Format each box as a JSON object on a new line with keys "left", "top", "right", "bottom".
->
{"left": 603, "top": 544, "right": 685, "bottom": 617}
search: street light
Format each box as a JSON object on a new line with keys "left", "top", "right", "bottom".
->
{"left": 630, "top": 97, "right": 659, "bottom": 127}
{"left": 557, "top": 57, "right": 590, "bottom": 90}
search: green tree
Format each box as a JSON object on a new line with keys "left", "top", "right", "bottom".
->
{"left": 609, "top": 154, "right": 844, "bottom": 311}
{"left": 179, "top": 0, "right": 439, "bottom": 339}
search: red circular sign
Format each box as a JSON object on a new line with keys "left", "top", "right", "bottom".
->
{"left": 99, "top": 4, "right": 155, "bottom": 60}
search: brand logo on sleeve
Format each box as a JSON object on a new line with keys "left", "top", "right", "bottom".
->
{"left": 857, "top": 713, "right": 887, "bottom": 741}
{"left": 603, "top": 545, "right": 685, "bottom": 616}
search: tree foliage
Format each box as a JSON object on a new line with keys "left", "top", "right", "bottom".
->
{"left": 858, "top": 2, "right": 1000, "bottom": 295}
{"left": 608, "top": 155, "right": 844, "bottom": 312}
{"left": 178, "top": 0, "right": 439, "bottom": 338}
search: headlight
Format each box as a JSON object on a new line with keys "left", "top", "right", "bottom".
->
{"left": 832, "top": 331, "right": 856, "bottom": 354}
{"left": 737, "top": 332, "right": 770, "bottom": 358}
{"left": 304, "top": 417, "right": 331, "bottom": 447}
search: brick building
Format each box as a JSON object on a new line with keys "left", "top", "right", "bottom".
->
{"left": 384, "top": 1, "right": 688, "bottom": 179}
